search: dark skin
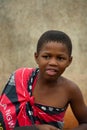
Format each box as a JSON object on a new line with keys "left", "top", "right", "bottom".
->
{"left": 33, "top": 41, "right": 87, "bottom": 130}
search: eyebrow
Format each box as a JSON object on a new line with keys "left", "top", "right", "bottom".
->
{"left": 41, "top": 51, "right": 67, "bottom": 56}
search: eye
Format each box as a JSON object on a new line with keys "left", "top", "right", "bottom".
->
{"left": 57, "top": 57, "right": 65, "bottom": 61}
{"left": 42, "top": 55, "right": 50, "bottom": 59}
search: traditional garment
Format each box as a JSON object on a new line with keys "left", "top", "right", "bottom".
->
{"left": 0, "top": 68, "right": 67, "bottom": 130}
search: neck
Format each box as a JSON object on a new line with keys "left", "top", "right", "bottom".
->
{"left": 37, "top": 73, "right": 60, "bottom": 88}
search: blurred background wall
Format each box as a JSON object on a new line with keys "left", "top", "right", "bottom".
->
{"left": 0, "top": 0, "right": 87, "bottom": 128}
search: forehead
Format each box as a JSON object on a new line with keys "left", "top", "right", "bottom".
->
{"left": 40, "top": 41, "right": 69, "bottom": 54}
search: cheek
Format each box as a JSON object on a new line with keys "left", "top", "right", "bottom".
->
{"left": 60, "top": 61, "right": 71, "bottom": 68}
{"left": 35, "top": 58, "right": 42, "bottom": 65}
{"left": 38, "top": 58, "right": 48, "bottom": 65}
{"left": 36, "top": 61, "right": 43, "bottom": 67}
{"left": 58, "top": 63, "right": 68, "bottom": 69}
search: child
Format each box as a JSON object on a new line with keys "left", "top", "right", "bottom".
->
{"left": 0, "top": 30, "right": 87, "bottom": 130}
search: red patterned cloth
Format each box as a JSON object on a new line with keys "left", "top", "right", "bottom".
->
{"left": 0, "top": 68, "right": 67, "bottom": 130}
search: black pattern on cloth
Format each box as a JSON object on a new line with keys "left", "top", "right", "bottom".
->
{"left": 26, "top": 68, "right": 67, "bottom": 129}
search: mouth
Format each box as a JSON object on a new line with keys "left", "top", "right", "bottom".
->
{"left": 46, "top": 68, "right": 58, "bottom": 76}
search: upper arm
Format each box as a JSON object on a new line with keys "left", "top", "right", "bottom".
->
{"left": 69, "top": 84, "right": 87, "bottom": 124}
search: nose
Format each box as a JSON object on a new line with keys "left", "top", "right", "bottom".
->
{"left": 48, "top": 58, "right": 58, "bottom": 66}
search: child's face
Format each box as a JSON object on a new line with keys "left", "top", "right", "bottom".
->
{"left": 35, "top": 41, "right": 72, "bottom": 80}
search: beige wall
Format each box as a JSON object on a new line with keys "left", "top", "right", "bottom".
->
{"left": 0, "top": 0, "right": 87, "bottom": 103}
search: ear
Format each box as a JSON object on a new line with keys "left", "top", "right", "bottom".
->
{"left": 34, "top": 52, "right": 39, "bottom": 64}
{"left": 67, "top": 56, "right": 73, "bottom": 67}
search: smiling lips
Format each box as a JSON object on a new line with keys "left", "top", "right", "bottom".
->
{"left": 46, "top": 68, "right": 58, "bottom": 76}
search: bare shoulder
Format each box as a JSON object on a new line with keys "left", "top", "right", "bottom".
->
{"left": 62, "top": 76, "right": 80, "bottom": 91}
{"left": 61, "top": 76, "right": 84, "bottom": 101}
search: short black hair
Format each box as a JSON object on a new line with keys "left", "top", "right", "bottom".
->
{"left": 36, "top": 30, "right": 72, "bottom": 56}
